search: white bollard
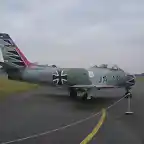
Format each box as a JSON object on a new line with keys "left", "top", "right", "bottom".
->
{"left": 125, "top": 93, "right": 134, "bottom": 115}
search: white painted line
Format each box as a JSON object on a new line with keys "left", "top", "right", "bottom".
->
{"left": 1, "top": 95, "right": 126, "bottom": 144}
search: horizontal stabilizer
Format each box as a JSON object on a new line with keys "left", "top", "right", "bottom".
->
{"left": 0, "top": 61, "right": 19, "bottom": 70}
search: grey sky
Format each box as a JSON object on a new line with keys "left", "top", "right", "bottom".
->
{"left": 0, "top": 0, "right": 144, "bottom": 73}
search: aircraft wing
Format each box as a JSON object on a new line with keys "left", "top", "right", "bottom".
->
{"left": 95, "top": 84, "right": 119, "bottom": 89}
{"left": 70, "top": 84, "right": 119, "bottom": 89}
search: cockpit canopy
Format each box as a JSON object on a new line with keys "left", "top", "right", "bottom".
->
{"left": 49, "top": 64, "right": 57, "bottom": 68}
{"left": 91, "top": 64, "right": 124, "bottom": 71}
{"left": 91, "top": 65, "right": 98, "bottom": 68}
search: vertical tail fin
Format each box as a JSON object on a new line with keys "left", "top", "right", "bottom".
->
{"left": 0, "top": 33, "right": 31, "bottom": 68}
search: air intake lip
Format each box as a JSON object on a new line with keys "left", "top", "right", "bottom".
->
{"left": 127, "top": 74, "right": 134, "bottom": 78}
{"left": 128, "top": 79, "right": 135, "bottom": 84}
{"left": 127, "top": 78, "right": 135, "bottom": 86}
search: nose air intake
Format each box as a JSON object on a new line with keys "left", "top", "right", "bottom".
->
{"left": 126, "top": 74, "right": 136, "bottom": 86}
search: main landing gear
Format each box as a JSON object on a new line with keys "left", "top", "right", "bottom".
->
{"left": 69, "top": 88, "right": 77, "bottom": 99}
{"left": 69, "top": 88, "right": 90, "bottom": 101}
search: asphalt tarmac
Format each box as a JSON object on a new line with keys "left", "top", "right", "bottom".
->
{"left": 0, "top": 80, "right": 143, "bottom": 144}
{"left": 93, "top": 80, "right": 144, "bottom": 144}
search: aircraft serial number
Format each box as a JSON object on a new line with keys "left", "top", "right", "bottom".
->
{"left": 99, "top": 75, "right": 120, "bottom": 83}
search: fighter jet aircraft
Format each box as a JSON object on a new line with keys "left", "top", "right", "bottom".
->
{"left": 0, "top": 33, "right": 136, "bottom": 100}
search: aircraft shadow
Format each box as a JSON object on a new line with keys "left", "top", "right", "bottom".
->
{"left": 73, "top": 97, "right": 121, "bottom": 111}
{"left": 34, "top": 92, "right": 122, "bottom": 111}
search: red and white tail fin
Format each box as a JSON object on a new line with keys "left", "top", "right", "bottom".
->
{"left": 0, "top": 33, "right": 31, "bottom": 68}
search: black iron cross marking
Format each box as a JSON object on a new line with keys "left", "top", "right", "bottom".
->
{"left": 52, "top": 70, "right": 67, "bottom": 85}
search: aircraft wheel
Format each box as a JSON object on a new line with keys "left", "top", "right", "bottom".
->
{"left": 82, "top": 93, "right": 88, "bottom": 101}
{"left": 69, "top": 88, "right": 77, "bottom": 98}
